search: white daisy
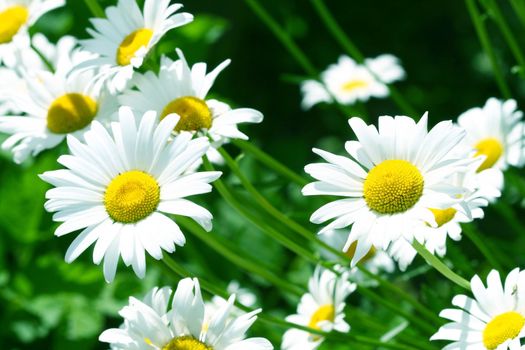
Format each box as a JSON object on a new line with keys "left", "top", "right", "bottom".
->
{"left": 100, "top": 278, "right": 273, "bottom": 350}
{"left": 282, "top": 266, "right": 355, "bottom": 350}
{"left": 120, "top": 49, "right": 263, "bottom": 164}
{"left": 300, "top": 54, "right": 405, "bottom": 109}
{"left": 432, "top": 268, "right": 525, "bottom": 350}
{"left": 303, "top": 113, "right": 471, "bottom": 266}
{"left": 79, "top": 0, "right": 193, "bottom": 92}
{"left": 0, "top": 0, "right": 65, "bottom": 66}
{"left": 205, "top": 281, "right": 258, "bottom": 324}
{"left": 458, "top": 98, "right": 525, "bottom": 201}
{"left": 39, "top": 107, "right": 222, "bottom": 282}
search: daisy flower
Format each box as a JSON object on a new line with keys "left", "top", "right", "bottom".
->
{"left": 120, "top": 49, "right": 263, "bottom": 164}
{"left": 303, "top": 113, "right": 471, "bottom": 266}
{"left": 79, "top": 0, "right": 193, "bottom": 92}
{"left": 39, "top": 107, "right": 222, "bottom": 282}
{"left": 0, "top": 0, "right": 65, "bottom": 66}
{"left": 282, "top": 266, "right": 355, "bottom": 350}
{"left": 100, "top": 278, "right": 273, "bottom": 350}
{"left": 458, "top": 98, "right": 525, "bottom": 201}
{"left": 432, "top": 268, "right": 525, "bottom": 350}
{"left": 300, "top": 54, "right": 405, "bottom": 109}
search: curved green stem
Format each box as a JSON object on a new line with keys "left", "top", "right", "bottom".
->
{"left": 84, "top": 0, "right": 105, "bottom": 18}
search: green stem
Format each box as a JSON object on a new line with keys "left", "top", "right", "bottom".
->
{"left": 84, "top": 0, "right": 105, "bottom": 18}
{"left": 510, "top": 0, "right": 525, "bottom": 31}
{"left": 466, "top": 0, "right": 512, "bottom": 98}
{"left": 461, "top": 223, "right": 504, "bottom": 271}
{"left": 30, "top": 43, "right": 54, "bottom": 73}
{"left": 412, "top": 240, "right": 471, "bottom": 290}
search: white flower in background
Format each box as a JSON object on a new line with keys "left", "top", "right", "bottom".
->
{"left": 79, "top": 0, "right": 193, "bottom": 92}
{"left": 205, "top": 280, "right": 258, "bottom": 320}
{"left": 458, "top": 98, "right": 525, "bottom": 201}
{"left": 0, "top": 67, "right": 25, "bottom": 115}
{"left": 282, "top": 267, "right": 355, "bottom": 350}
{"left": 39, "top": 107, "right": 221, "bottom": 282}
{"left": 100, "top": 278, "right": 273, "bottom": 350}
{"left": 300, "top": 54, "right": 405, "bottom": 109}
{"left": 432, "top": 269, "right": 525, "bottom": 350}
{"left": 303, "top": 114, "right": 471, "bottom": 266}
{"left": 120, "top": 49, "right": 263, "bottom": 164}
{"left": 0, "top": 0, "right": 65, "bottom": 66}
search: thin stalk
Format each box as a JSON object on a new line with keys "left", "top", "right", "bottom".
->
{"left": 510, "top": 0, "right": 525, "bottom": 31}
{"left": 412, "top": 240, "right": 471, "bottom": 290}
{"left": 461, "top": 223, "right": 504, "bottom": 271}
{"left": 30, "top": 43, "right": 54, "bottom": 73}
{"left": 466, "top": 0, "right": 512, "bottom": 98}
{"left": 84, "top": 0, "right": 105, "bottom": 18}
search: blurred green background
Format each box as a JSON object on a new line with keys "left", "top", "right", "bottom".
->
{"left": 2, "top": 0, "right": 525, "bottom": 349}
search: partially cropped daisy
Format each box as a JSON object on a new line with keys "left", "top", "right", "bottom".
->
{"left": 300, "top": 54, "right": 405, "bottom": 109}
{"left": 458, "top": 98, "right": 525, "bottom": 200}
{"left": 39, "top": 107, "right": 221, "bottom": 282}
{"left": 100, "top": 278, "right": 273, "bottom": 350}
{"left": 303, "top": 114, "right": 471, "bottom": 266}
{"left": 432, "top": 269, "right": 525, "bottom": 350}
{"left": 282, "top": 266, "right": 355, "bottom": 350}
{"left": 120, "top": 49, "right": 263, "bottom": 164}
{"left": 79, "top": 0, "right": 193, "bottom": 92}
{"left": 0, "top": 0, "right": 65, "bottom": 66}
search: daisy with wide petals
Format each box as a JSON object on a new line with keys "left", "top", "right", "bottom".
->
{"left": 458, "top": 98, "right": 525, "bottom": 201}
{"left": 300, "top": 54, "right": 405, "bottom": 109}
{"left": 303, "top": 114, "right": 471, "bottom": 266}
{"left": 0, "top": 0, "right": 64, "bottom": 66}
{"left": 120, "top": 49, "right": 263, "bottom": 164}
{"left": 100, "top": 278, "right": 273, "bottom": 350}
{"left": 79, "top": 0, "right": 193, "bottom": 92}
{"left": 432, "top": 269, "right": 525, "bottom": 350}
{"left": 39, "top": 107, "right": 222, "bottom": 282}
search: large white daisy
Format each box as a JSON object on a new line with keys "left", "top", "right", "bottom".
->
{"left": 39, "top": 107, "right": 222, "bottom": 282}
{"left": 79, "top": 0, "right": 193, "bottom": 92}
{"left": 303, "top": 114, "right": 471, "bottom": 266}
{"left": 300, "top": 54, "right": 405, "bottom": 109}
{"left": 100, "top": 278, "right": 273, "bottom": 350}
{"left": 432, "top": 269, "right": 525, "bottom": 350}
{"left": 120, "top": 49, "right": 263, "bottom": 164}
{"left": 0, "top": 0, "right": 64, "bottom": 66}
{"left": 282, "top": 266, "right": 355, "bottom": 350}
{"left": 458, "top": 98, "right": 525, "bottom": 201}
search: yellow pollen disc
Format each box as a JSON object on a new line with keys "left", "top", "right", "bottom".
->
{"left": 482, "top": 311, "right": 525, "bottom": 350}
{"left": 474, "top": 137, "right": 504, "bottom": 172}
{"left": 341, "top": 79, "right": 368, "bottom": 92}
{"left": 162, "top": 336, "right": 212, "bottom": 350}
{"left": 345, "top": 241, "right": 376, "bottom": 262}
{"left": 429, "top": 208, "right": 457, "bottom": 227}
{"left": 161, "top": 96, "right": 212, "bottom": 132}
{"left": 0, "top": 6, "right": 29, "bottom": 44}
{"left": 104, "top": 170, "right": 160, "bottom": 223}
{"left": 116, "top": 28, "right": 153, "bottom": 66}
{"left": 363, "top": 159, "right": 424, "bottom": 214}
{"left": 308, "top": 304, "right": 335, "bottom": 330}
{"left": 47, "top": 93, "right": 98, "bottom": 134}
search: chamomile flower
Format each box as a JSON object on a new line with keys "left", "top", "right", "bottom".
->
{"left": 120, "top": 49, "right": 263, "bottom": 164}
{"left": 458, "top": 98, "right": 525, "bottom": 200}
{"left": 432, "top": 269, "right": 525, "bottom": 350}
{"left": 303, "top": 114, "right": 471, "bottom": 266}
{"left": 79, "top": 0, "right": 193, "bottom": 92}
{"left": 39, "top": 107, "right": 222, "bottom": 282}
{"left": 282, "top": 267, "right": 355, "bottom": 350}
{"left": 100, "top": 278, "right": 273, "bottom": 350}
{"left": 0, "top": 0, "right": 65, "bottom": 66}
{"left": 300, "top": 54, "right": 405, "bottom": 109}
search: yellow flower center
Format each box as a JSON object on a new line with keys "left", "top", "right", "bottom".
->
{"left": 429, "top": 208, "right": 457, "bottom": 227}
{"left": 116, "top": 28, "right": 153, "bottom": 66}
{"left": 345, "top": 241, "right": 376, "bottom": 262}
{"left": 341, "top": 79, "right": 368, "bottom": 92}
{"left": 46, "top": 93, "right": 98, "bottom": 134}
{"left": 363, "top": 159, "right": 424, "bottom": 214}
{"left": 104, "top": 170, "right": 160, "bottom": 223}
{"left": 474, "top": 138, "right": 504, "bottom": 172}
{"left": 163, "top": 336, "right": 212, "bottom": 350}
{"left": 0, "top": 6, "right": 29, "bottom": 44}
{"left": 161, "top": 96, "right": 212, "bottom": 132}
{"left": 308, "top": 304, "right": 335, "bottom": 330}
{"left": 482, "top": 311, "right": 525, "bottom": 350}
